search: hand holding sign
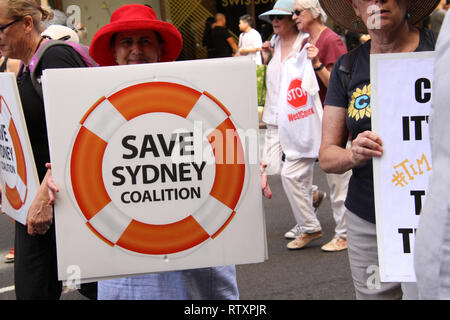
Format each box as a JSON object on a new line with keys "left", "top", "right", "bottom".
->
{"left": 26, "top": 169, "right": 53, "bottom": 236}
{"left": 45, "top": 162, "right": 59, "bottom": 205}
{"left": 350, "top": 130, "right": 383, "bottom": 167}
{"left": 260, "top": 163, "right": 272, "bottom": 199}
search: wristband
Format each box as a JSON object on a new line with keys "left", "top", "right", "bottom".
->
{"left": 314, "top": 63, "right": 324, "bottom": 71}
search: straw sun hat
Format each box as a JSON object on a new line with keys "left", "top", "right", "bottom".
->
{"left": 319, "top": 0, "right": 440, "bottom": 33}
{"left": 89, "top": 4, "right": 183, "bottom": 66}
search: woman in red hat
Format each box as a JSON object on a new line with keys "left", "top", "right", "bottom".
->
{"left": 85, "top": 4, "right": 239, "bottom": 300}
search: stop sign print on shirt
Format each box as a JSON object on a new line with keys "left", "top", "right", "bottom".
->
{"left": 287, "top": 78, "right": 308, "bottom": 109}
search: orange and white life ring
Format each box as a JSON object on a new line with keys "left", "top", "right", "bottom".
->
{"left": 0, "top": 96, "right": 28, "bottom": 211}
{"left": 69, "top": 81, "right": 246, "bottom": 255}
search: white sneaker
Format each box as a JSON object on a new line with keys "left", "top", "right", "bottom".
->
{"left": 284, "top": 224, "right": 301, "bottom": 239}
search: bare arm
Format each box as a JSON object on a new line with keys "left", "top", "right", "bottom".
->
{"left": 239, "top": 47, "right": 262, "bottom": 55}
{"left": 314, "top": 64, "right": 333, "bottom": 88}
{"left": 25, "top": 163, "right": 59, "bottom": 236}
{"left": 319, "top": 105, "right": 383, "bottom": 174}
{"left": 26, "top": 169, "right": 54, "bottom": 235}
{"left": 227, "top": 37, "right": 239, "bottom": 55}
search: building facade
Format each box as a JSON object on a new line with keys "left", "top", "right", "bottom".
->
{"left": 47, "top": 0, "right": 277, "bottom": 60}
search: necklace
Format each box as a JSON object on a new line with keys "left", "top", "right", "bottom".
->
{"left": 309, "top": 26, "right": 326, "bottom": 45}
{"left": 23, "top": 36, "right": 45, "bottom": 72}
{"left": 35, "top": 36, "right": 45, "bottom": 53}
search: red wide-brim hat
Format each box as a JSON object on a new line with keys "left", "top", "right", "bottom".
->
{"left": 89, "top": 4, "right": 183, "bottom": 66}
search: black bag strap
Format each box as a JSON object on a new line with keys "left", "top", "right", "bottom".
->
{"left": 338, "top": 46, "right": 360, "bottom": 95}
{"left": 30, "top": 41, "right": 85, "bottom": 100}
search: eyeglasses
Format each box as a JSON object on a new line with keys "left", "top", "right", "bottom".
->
{"left": 269, "top": 15, "right": 290, "bottom": 21}
{"left": 292, "top": 9, "right": 305, "bottom": 16}
{"left": 0, "top": 17, "right": 22, "bottom": 34}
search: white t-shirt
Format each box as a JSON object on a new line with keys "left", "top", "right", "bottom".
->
{"left": 277, "top": 44, "right": 323, "bottom": 160}
{"left": 262, "top": 32, "right": 309, "bottom": 126}
{"left": 238, "top": 28, "right": 263, "bottom": 65}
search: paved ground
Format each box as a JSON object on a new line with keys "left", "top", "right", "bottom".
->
{"left": 0, "top": 162, "right": 355, "bottom": 300}
{"left": 236, "top": 169, "right": 355, "bottom": 300}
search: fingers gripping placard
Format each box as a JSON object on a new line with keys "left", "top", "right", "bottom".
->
{"left": 69, "top": 82, "right": 247, "bottom": 255}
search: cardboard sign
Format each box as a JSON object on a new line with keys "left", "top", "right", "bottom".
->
{"left": 0, "top": 73, "right": 39, "bottom": 225}
{"left": 42, "top": 58, "right": 267, "bottom": 283}
{"left": 371, "top": 52, "right": 435, "bottom": 282}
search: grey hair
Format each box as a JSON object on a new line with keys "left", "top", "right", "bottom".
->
{"left": 295, "top": 0, "right": 328, "bottom": 24}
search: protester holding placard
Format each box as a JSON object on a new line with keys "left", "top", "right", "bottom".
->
{"left": 0, "top": 0, "right": 89, "bottom": 299}
{"left": 291, "top": 0, "right": 351, "bottom": 253}
{"left": 83, "top": 4, "right": 239, "bottom": 300}
{"left": 318, "top": 0, "right": 438, "bottom": 299}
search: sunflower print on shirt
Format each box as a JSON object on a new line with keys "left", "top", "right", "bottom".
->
{"left": 348, "top": 85, "right": 371, "bottom": 121}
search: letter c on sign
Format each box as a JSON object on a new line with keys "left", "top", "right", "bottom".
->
{"left": 415, "top": 78, "right": 431, "bottom": 103}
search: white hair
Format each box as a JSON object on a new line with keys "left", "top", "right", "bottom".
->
{"left": 295, "top": 0, "right": 328, "bottom": 24}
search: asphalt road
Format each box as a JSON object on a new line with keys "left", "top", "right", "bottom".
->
{"left": 0, "top": 160, "right": 355, "bottom": 300}
{"left": 236, "top": 166, "right": 355, "bottom": 300}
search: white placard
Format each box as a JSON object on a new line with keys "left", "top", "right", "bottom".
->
{"left": 42, "top": 58, "right": 267, "bottom": 282}
{"left": 371, "top": 52, "right": 435, "bottom": 282}
{"left": 0, "top": 73, "right": 40, "bottom": 225}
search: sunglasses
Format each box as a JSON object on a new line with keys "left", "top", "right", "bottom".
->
{"left": 292, "top": 9, "right": 305, "bottom": 16}
{"left": 0, "top": 17, "right": 22, "bottom": 34}
{"left": 269, "top": 15, "right": 290, "bottom": 21}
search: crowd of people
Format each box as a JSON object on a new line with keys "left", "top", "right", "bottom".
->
{"left": 0, "top": 0, "right": 449, "bottom": 300}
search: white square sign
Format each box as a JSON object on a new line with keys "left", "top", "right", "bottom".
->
{"left": 0, "top": 73, "right": 40, "bottom": 225}
{"left": 42, "top": 58, "right": 267, "bottom": 282}
{"left": 371, "top": 52, "right": 434, "bottom": 282}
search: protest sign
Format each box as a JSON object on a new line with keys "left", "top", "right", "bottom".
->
{"left": 0, "top": 73, "right": 39, "bottom": 225}
{"left": 371, "top": 52, "right": 435, "bottom": 282}
{"left": 42, "top": 58, "right": 266, "bottom": 283}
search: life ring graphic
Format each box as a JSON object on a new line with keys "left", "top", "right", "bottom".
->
{"left": 69, "top": 81, "right": 247, "bottom": 255}
{"left": 0, "top": 96, "right": 28, "bottom": 211}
